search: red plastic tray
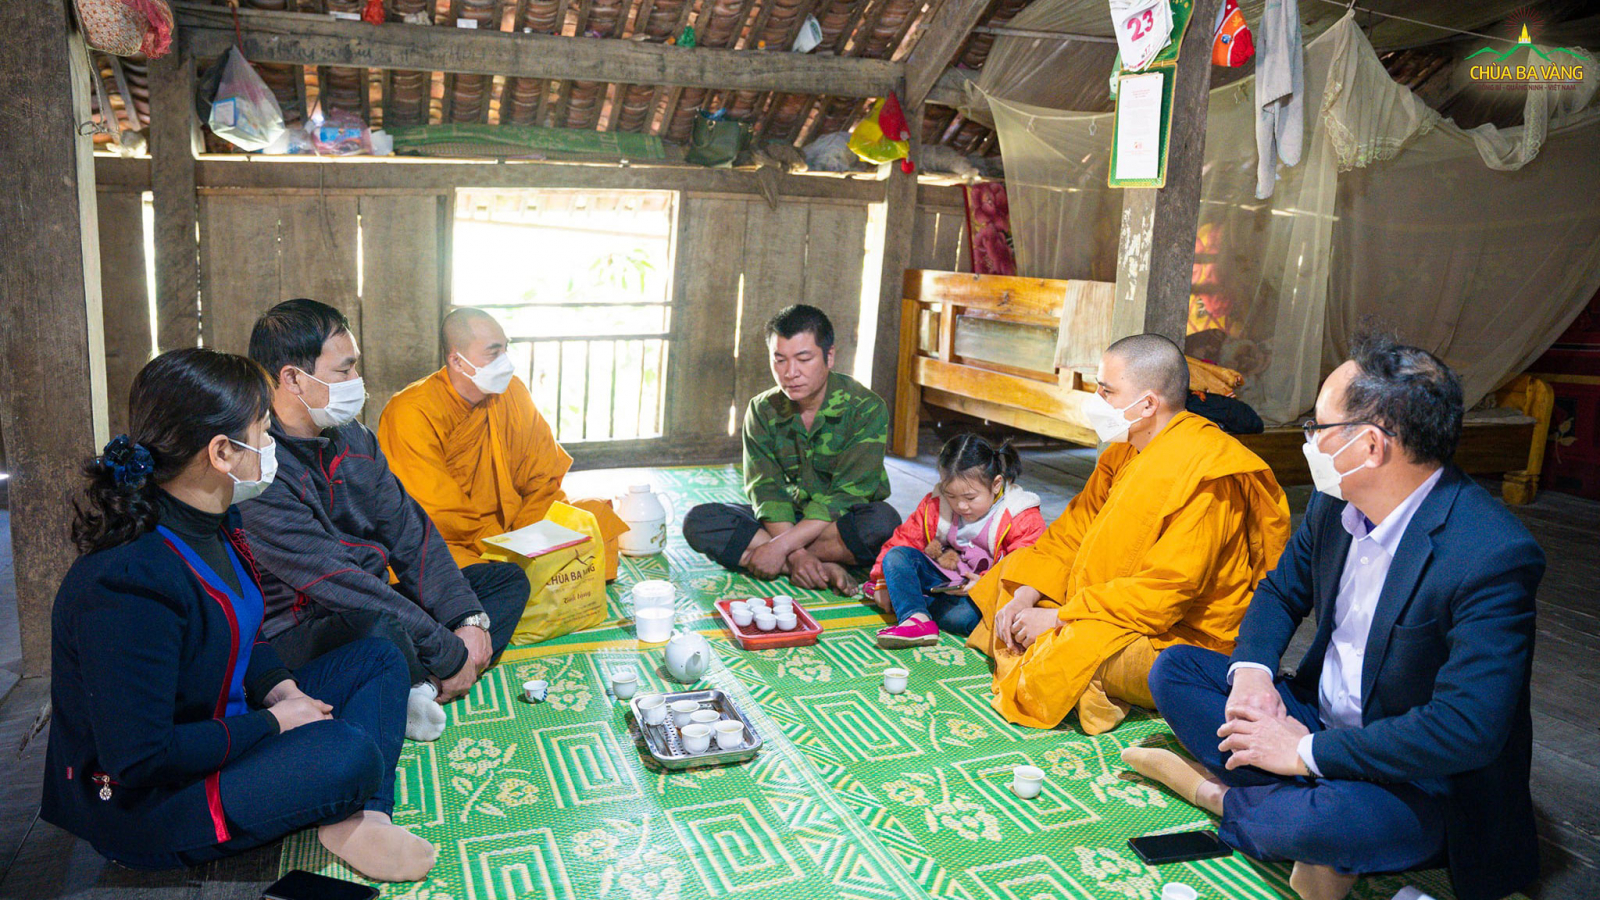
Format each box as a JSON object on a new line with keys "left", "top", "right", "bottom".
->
{"left": 714, "top": 597, "right": 823, "bottom": 650}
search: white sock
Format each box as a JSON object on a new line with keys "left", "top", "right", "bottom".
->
{"left": 406, "top": 682, "right": 445, "bottom": 742}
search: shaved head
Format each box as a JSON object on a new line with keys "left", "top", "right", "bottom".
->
{"left": 1103, "top": 333, "right": 1189, "bottom": 408}
{"left": 442, "top": 307, "right": 506, "bottom": 356}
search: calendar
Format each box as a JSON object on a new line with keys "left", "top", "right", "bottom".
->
{"left": 1109, "top": 0, "right": 1174, "bottom": 71}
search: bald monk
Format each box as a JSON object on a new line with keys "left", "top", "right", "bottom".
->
{"left": 378, "top": 308, "right": 628, "bottom": 580}
{"left": 968, "top": 334, "right": 1291, "bottom": 734}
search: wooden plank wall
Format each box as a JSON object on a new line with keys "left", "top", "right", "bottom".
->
{"left": 910, "top": 203, "right": 971, "bottom": 274}
{"left": 105, "top": 180, "right": 876, "bottom": 455}
{"left": 196, "top": 191, "right": 440, "bottom": 428}
{"left": 96, "top": 189, "right": 151, "bottom": 436}
{"left": 359, "top": 195, "right": 450, "bottom": 424}
{"left": 666, "top": 195, "right": 872, "bottom": 445}
{"left": 197, "top": 193, "right": 362, "bottom": 360}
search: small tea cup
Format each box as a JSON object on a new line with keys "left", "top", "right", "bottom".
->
{"left": 776, "top": 612, "right": 798, "bottom": 631}
{"left": 729, "top": 600, "right": 749, "bottom": 614}
{"left": 714, "top": 719, "right": 745, "bottom": 749}
{"left": 690, "top": 709, "right": 721, "bottom": 727}
{"left": 636, "top": 693, "right": 666, "bottom": 725}
{"left": 731, "top": 606, "right": 754, "bottom": 627}
{"left": 747, "top": 597, "right": 770, "bottom": 610}
{"left": 770, "top": 595, "right": 794, "bottom": 611}
{"left": 1160, "top": 885, "right": 1198, "bottom": 900}
{"left": 611, "top": 668, "right": 639, "bottom": 700}
{"left": 755, "top": 612, "right": 777, "bottom": 631}
{"left": 681, "top": 723, "right": 713, "bottom": 754}
{"left": 882, "top": 667, "right": 910, "bottom": 695}
{"left": 523, "top": 679, "right": 549, "bottom": 703}
{"left": 1012, "top": 764, "right": 1046, "bottom": 800}
{"left": 670, "top": 699, "right": 701, "bottom": 727}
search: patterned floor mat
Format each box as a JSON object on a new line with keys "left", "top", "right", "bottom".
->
{"left": 602, "top": 465, "right": 873, "bottom": 628}
{"left": 281, "top": 601, "right": 1472, "bottom": 900}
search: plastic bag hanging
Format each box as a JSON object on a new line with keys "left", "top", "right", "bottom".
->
{"left": 1211, "top": 0, "right": 1255, "bottom": 67}
{"left": 207, "top": 47, "right": 286, "bottom": 152}
{"left": 848, "top": 92, "right": 915, "bottom": 172}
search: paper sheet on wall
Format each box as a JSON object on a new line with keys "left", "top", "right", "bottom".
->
{"left": 1113, "top": 71, "right": 1164, "bottom": 181}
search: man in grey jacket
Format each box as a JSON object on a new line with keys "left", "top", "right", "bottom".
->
{"left": 242, "top": 299, "right": 529, "bottom": 742}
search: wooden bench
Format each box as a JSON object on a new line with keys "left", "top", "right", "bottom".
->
{"left": 892, "top": 269, "right": 1546, "bottom": 501}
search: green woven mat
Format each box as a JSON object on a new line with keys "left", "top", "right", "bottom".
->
{"left": 280, "top": 601, "right": 1468, "bottom": 900}
{"left": 602, "top": 465, "right": 868, "bottom": 628}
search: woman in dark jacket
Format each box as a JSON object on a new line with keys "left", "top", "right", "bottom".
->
{"left": 41, "top": 348, "right": 435, "bottom": 882}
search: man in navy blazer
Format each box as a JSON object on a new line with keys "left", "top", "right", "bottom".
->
{"left": 1124, "top": 333, "right": 1542, "bottom": 900}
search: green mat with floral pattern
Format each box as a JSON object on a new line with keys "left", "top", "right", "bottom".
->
{"left": 280, "top": 591, "right": 1473, "bottom": 900}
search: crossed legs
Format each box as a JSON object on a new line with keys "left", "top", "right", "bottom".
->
{"left": 1125, "top": 645, "right": 1446, "bottom": 900}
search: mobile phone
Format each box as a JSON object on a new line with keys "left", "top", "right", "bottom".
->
{"left": 263, "top": 870, "right": 379, "bottom": 900}
{"left": 1127, "top": 829, "right": 1233, "bottom": 865}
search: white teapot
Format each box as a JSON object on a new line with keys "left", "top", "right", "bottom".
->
{"left": 662, "top": 631, "right": 711, "bottom": 683}
{"left": 616, "top": 483, "right": 673, "bottom": 557}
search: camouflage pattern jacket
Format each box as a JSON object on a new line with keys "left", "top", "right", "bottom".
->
{"left": 742, "top": 371, "right": 891, "bottom": 524}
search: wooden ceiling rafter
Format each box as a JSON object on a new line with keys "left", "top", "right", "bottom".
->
{"left": 704, "top": 0, "right": 764, "bottom": 112}
{"left": 549, "top": 0, "right": 596, "bottom": 127}
{"left": 653, "top": 0, "right": 722, "bottom": 139}
{"left": 746, "top": 0, "right": 826, "bottom": 142}
{"left": 642, "top": 0, "right": 701, "bottom": 134}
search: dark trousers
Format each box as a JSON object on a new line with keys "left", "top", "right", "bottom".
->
{"left": 682, "top": 501, "right": 902, "bottom": 570}
{"left": 880, "top": 545, "right": 981, "bottom": 636}
{"left": 1149, "top": 645, "right": 1447, "bottom": 876}
{"left": 270, "top": 561, "right": 530, "bottom": 684}
{"left": 114, "top": 637, "right": 410, "bottom": 870}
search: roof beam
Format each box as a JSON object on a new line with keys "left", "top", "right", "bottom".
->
{"left": 903, "top": 0, "right": 993, "bottom": 108}
{"left": 176, "top": 3, "right": 902, "bottom": 98}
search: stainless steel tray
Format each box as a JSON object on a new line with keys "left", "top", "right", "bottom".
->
{"left": 627, "top": 689, "right": 762, "bottom": 770}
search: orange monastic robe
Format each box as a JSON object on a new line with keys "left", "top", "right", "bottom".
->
{"left": 967, "top": 412, "right": 1290, "bottom": 729}
{"left": 378, "top": 368, "right": 628, "bottom": 578}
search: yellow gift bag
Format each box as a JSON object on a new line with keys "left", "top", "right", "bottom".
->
{"left": 480, "top": 501, "right": 608, "bottom": 646}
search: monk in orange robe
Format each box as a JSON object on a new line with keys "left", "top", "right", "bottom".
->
{"left": 969, "top": 334, "right": 1290, "bottom": 734}
{"left": 378, "top": 308, "right": 628, "bottom": 579}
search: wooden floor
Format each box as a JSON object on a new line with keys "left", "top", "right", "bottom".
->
{"left": 1, "top": 435, "right": 1597, "bottom": 899}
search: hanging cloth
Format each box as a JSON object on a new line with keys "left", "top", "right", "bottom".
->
{"left": 1254, "top": 0, "right": 1303, "bottom": 198}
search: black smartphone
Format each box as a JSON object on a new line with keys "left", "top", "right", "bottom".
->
{"left": 1128, "top": 829, "right": 1233, "bottom": 865}
{"left": 263, "top": 870, "right": 379, "bottom": 900}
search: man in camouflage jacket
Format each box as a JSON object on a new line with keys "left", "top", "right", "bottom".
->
{"left": 683, "top": 305, "right": 900, "bottom": 593}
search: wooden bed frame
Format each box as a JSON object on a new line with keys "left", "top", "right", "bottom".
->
{"left": 892, "top": 269, "right": 1547, "bottom": 500}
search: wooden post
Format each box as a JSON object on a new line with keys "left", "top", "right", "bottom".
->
{"left": 871, "top": 105, "right": 922, "bottom": 450}
{"left": 0, "top": 4, "right": 108, "bottom": 675}
{"left": 150, "top": 48, "right": 201, "bottom": 350}
{"left": 1112, "top": 0, "right": 1222, "bottom": 346}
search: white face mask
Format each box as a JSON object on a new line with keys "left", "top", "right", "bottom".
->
{"left": 460, "top": 353, "right": 515, "bottom": 395}
{"left": 228, "top": 437, "right": 277, "bottom": 504}
{"left": 1301, "top": 429, "right": 1370, "bottom": 500}
{"left": 1083, "top": 391, "right": 1151, "bottom": 444}
{"left": 295, "top": 368, "right": 366, "bottom": 428}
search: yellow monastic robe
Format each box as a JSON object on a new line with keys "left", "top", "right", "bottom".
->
{"left": 378, "top": 368, "right": 628, "bottom": 579}
{"left": 967, "top": 412, "right": 1290, "bottom": 729}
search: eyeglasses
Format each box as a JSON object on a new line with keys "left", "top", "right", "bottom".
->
{"left": 1301, "top": 419, "right": 1395, "bottom": 444}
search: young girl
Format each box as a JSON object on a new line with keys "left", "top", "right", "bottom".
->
{"left": 866, "top": 434, "right": 1047, "bottom": 648}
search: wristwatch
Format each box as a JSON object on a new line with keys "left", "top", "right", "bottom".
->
{"left": 459, "top": 613, "right": 492, "bottom": 632}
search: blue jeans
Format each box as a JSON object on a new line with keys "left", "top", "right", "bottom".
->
{"left": 118, "top": 637, "right": 411, "bottom": 869}
{"left": 881, "top": 545, "right": 981, "bottom": 636}
{"left": 1149, "top": 645, "right": 1447, "bottom": 875}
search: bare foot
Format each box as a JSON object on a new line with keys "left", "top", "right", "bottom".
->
{"left": 1119, "top": 747, "right": 1226, "bottom": 815}
{"left": 820, "top": 562, "right": 859, "bottom": 595}
{"left": 318, "top": 810, "right": 437, "bottom": 882}
{"left": 1289, "top": 862, "right": 1358, "bottom": 900}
